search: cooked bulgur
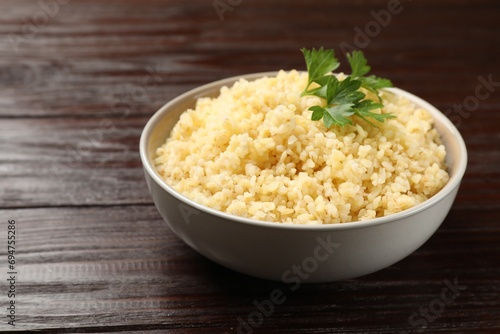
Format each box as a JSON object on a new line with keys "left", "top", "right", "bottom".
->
{"left": 154, "top": 70, "right": 449, "bottom": 224}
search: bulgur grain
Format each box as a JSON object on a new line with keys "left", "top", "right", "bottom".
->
{"left": 155, "top": 70, "right": 449, "bottom": 224}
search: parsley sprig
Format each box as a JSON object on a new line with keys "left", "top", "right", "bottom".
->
{"left": 301, "top": 47, "right": 395, "bottom": 128}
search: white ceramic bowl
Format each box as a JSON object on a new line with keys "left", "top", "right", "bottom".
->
{"left": 140, "top": 72, "right": 467, "bottom": 282}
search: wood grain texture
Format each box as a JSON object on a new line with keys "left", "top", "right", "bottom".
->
{"left": 1, "top": 206, "right": 499, "bottom": 333}
{"left": 0, "top": 0, "right": 499, "bottom": 332}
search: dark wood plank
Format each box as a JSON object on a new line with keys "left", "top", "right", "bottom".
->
{"left": 0, "top": 0, "right": 499, "bottom": 117}
{"left": 0, "top": 116, "right": 152, "bottom": 208}
{"left": 1, "top": 206, "right": 499, "bottom": 332}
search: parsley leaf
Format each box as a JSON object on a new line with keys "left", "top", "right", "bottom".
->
{"left": 347, "top": 51, "right": 371, "bottom": 77}
{"left": 301, "top": 47, "right": 340, "bottom": 96}
{"left": 330, "top": 76, "right": 364, "bottom": 105}
{"left": 310, "top": 105, "right": 325, "bottom": 121}
{"left": 309, "top": 104, "right": 356, "bottom": 128}
{"left": 353, "top": 100, "right": 396, "bottom": 126}
{"left": 325, "top": 104, "right": 355, "bottom": 127}
{"left": 301, "top": 47, "right": 395, "bottom": 128}
{"left": 359, "top": 75, "right": 393, "bottom": 90}
{"left": 347, "top": 50, "right": 393, "bottom": 97}
{"left": 304, "top": 75, "right": 331, "bottom": 100}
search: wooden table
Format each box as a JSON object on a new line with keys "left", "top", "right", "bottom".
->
{"left": 1, "top": 0, "right": 499, "bottom": 332}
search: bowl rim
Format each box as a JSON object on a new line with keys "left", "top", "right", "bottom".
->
{"left": 140, "top": 71, "right": 468, "bottom": 231}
